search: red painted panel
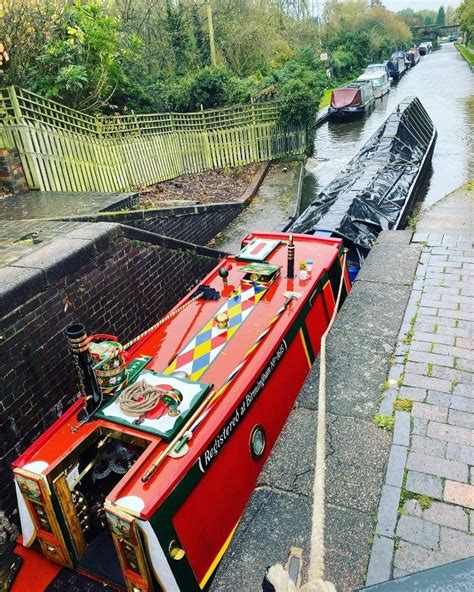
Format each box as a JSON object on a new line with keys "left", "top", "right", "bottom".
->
{"left": 11, "top": 545, "right": 61, "bottom": 591}
{"left": 173, "top": 335, "right": 308, "bottom": 583}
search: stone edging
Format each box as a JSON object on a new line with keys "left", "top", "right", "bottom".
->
{"left": 0, "top": 222, "right": 226, "bottom": 318}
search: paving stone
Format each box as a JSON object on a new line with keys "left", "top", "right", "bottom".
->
{"left": 421, "top": 297, "right": 458, "bottom": 310}
{"left": 448, "top": 409, "right": 474, "bottom": 430}
{"left": 403, "top": 373, "right": 452, "bottom": 393}
{"left": 394, "top": 540, "right": 457, "bottom": 573}
{"left": 456, "top": 357, "right": 474, "bottom": 373}
{"left": 406, "top": 451, "right": 468, "bottom": 483}
{"left": 427, "top": 421, "right": 473, "bottom": 446}
{"left": 410, "top": 330, "right": 455, "bottom": 346}
{"left": 393, "top": 411, "right": 411, "bottom": 447}
{"left": 403, "top": 499, "right": 469, "bottom": 531}
{"left": 396, "top": 515, "right": 440, "bottom": 550}
{"left": 398, "top": 386, "right": 426, "bottom": 402}
{"left": 375, "top": 485, "right": 401, "bottom": 537}
{"left": 365, "top": 535, "right": 394, "bottom": 586}
{"left": 439, "top": 527, "right": 474, "bottom": 559}
{"left": 426, "top": 390, "right": 452, "bottom": 407}
{"left": 430, "top": 364, "right": 473, "bottom": 384}
{"left": 379, "top": 388, "right": 398, "bottom": 415}
{"left": 446, "top": 442, "right": 474, "bottom": 465}
{"left": 408, "top": 350, "right": 455, "bottom": 369}
{"left": 412, "top": 417, "right": 428, "bottom": 436}
{"left": 453, "top": 382, "right": 474, "bottom": 398}
{"left": 456, "top": 337, "right": 474, "bottom": 349}
{"left": 444, "top": 481, "right": 474, "bottom": 510}
{"left": 385, "top": 445, "right": 408, "bottom": 488}
{"left": 411, "top": 402, "right": 448, "bottom": 423}
{"left": 411, "top": 434, "right": 446, "bottom": 458}
{"left": 450, "top": 395, "right": 474, "bottom": 414}
{"left": 406, "top": 471, "right": 443, "bottom": 499}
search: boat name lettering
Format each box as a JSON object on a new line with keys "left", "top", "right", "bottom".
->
{"left": 199, "top": 340, "right": 287, "bottom": 473}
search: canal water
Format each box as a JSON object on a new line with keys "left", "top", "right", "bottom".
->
{"left": 303, "top": 43, "right": 474, "bottom": 211}
{"left": 217, "top": 43, "right": 472, "bottom": 252}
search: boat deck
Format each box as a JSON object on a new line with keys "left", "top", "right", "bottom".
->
{"left": 13, "top": 232, "right": 343, "bottom": 520}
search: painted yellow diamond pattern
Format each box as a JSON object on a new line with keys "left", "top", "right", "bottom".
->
{"left": 164, "top": 284, "right": 267, "bottom": 381}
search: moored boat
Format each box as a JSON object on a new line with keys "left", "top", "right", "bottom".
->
{"left": 406, "top": 47, "right": 420, "bottom": 67}
{"left": 328, "top": 81, "right": 375, "bottom": 121}
{"left": 357, "top": 70, "right": 390, "bottom": 99}
{"left": 9, "top": 232, "right": 350, "bottom": 592}
{"left": 419, "top": 41, "right": 432, "bottom": 55}
{"left": 387, "top": 51, "right": 407, "bottom": 79}
{"left": 291, "top": 97, "right": 437, "bottom": 280}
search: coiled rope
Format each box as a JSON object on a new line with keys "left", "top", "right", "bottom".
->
{"left": 118, "top": 381, "right": 161, "bottom": 417}
{"left": 266, "top": 250, "right": 347, "bottom": 592}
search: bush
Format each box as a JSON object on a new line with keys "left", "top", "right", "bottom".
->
{"left": 187, "top": 66, "right": 239, "bottom": 110}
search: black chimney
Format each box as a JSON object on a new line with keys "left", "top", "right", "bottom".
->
{"left": 66, "top": 323, "right": 102, "bottom": 416}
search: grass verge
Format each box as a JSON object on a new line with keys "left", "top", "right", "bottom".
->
{"left": 454, "top": 43, "right": 474, "bottom": 67}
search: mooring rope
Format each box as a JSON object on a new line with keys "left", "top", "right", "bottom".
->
{"left": 266, "top": 250, "right": 347, "bottom": 592}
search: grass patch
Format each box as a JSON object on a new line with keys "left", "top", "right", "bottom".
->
{"left": 320, "top": 88, "right": 333, "bottom": 110}
{"left": 374, "top": 414, "right": 395, "bottom": 431}
{"left": 426, "top": 363, "right": 433, "bottom": 377}
{"left": 403, "top": 326, "right": 414, "bottom": 345}
{"left": 455, "top": 43, "right": 474, "bottom": 67}
{"left": 418, "top": 495, "right": 432, "bottom": 510}
{"left": 393, "top": 398, "right": 413, "bottom": 412}
{"left": 450, "top": 379, "right": 458, "bottom": 393}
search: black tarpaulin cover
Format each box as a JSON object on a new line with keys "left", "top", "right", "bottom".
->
{"left": 291, "top": 97, "right": 436, "bottom": 255}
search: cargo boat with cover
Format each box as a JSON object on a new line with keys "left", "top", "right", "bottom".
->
{"left": 9, "top": 231, "right": 350, "bottom": 592}
{"left": 291, "top": 97, "right": 437, "bottom": 280}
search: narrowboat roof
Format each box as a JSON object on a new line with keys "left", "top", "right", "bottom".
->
{"left": 13, "top": 232, "right": 343, "bottom": 520}
{"left": 357, "top": 71, "right": 386, "bottom": 82}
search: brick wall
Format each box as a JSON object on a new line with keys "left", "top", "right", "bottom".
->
{"left": 130, "top": 203, "right": 243, "bottom": 245}
{"left": 0, "top": 147, "right": 28, "bottom": 194}
{"left": 0, "top": 224, "right": 219, "bottom": 521}
{"left": 62, "top": 202, "right": 245, "bottom": 247}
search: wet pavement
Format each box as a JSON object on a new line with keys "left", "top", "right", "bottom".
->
{"left": 213, "top": 161, "right": 302, "bottom": 253}
{"left": 0, "top": 191, "right": 137, "bottom": 220}
{"left": 303, "top": 43, "right": 474, "bottom": 212}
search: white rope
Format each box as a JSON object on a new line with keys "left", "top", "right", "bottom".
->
{"left": 266, "top": 250, "right": 347, "bottom": 592}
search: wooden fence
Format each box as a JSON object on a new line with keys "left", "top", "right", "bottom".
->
{"left": 0, "top": 86, "right": 306, "bottom": 192}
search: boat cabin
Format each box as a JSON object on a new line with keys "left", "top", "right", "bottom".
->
{"left": 406, "top": 47, "right": 420, "bottom": 67}
{"left": 328, "top": 81, "right": 374, "bottom": 120}
{"left": 357, "top": 70, "right": 390, "bottom": 99}
{"left": 387, "top": 52, "right": 407, "bottom": 79}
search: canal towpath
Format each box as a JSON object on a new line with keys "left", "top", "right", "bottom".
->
{"left": 211, "top": 184, "right": 473, "bottom": 591}
{"left": 365, "top": 183, "right": 474, "bottom": 586}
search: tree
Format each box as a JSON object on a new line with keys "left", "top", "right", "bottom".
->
{"left": 26, "top": 1, "right": 140, "bottom": 112}
{"left": 436, "top": 6, "right": 446, "bottom": 26}
{"left": 457, "top": 0, "right": 474, "bottom": 46}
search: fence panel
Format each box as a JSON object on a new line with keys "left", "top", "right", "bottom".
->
{"left": 0, "top": 86, "right": 306, "bottom": 192}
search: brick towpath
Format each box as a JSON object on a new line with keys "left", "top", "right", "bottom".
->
{"left": 366, "top": 184, "right": 474, "bottom": 585}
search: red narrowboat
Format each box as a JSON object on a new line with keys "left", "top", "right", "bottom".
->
{"left": 10, "top": 231, "right": 350, "bottom": 592}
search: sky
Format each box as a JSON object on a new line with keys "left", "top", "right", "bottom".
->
{"left": 379, "top": 0, "right": 460, "bottom": 11}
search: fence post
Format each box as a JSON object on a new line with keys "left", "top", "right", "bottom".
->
{"left": 7, "top": 86, "right": 41, "bottom": 189}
